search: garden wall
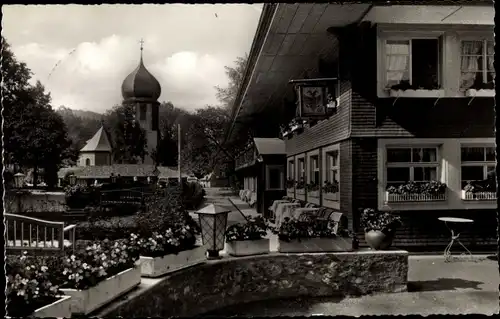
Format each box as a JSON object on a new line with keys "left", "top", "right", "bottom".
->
{"left": 5, "top": 191, "right": 66, "bottom": 214}
{"left": 101, "top": 250, "right": 408, "bottom": 317}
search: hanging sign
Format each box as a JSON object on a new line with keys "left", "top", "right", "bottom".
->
{"left": 290, "top": 78, "right": 339, "bottom": 120}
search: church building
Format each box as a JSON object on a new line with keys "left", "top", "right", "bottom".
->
{"left": 59, "top": 45, "right": 187, "bottom": 186}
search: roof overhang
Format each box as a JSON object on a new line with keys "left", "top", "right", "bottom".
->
{"left": 225, "top": 1, "right": 494, "bottom": 144}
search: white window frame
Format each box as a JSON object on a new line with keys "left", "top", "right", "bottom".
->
{"left": 386, "top": 146, "right": 441, "bottom": 186}
{"left": 265, "top": 165, "right": 285, "bottom": 191}
{"left": 326, "top": 150, "right": 339, "bottom": 183}
{"left": 458, "top": 34, "right": 495, "bottom": 91}
{"left": 460, "top": 144, "right": 496, "bottom": 187}
{"left": 379, "top": 31, "right": 444, "bottom": 91}
{"left": 378, "top": 139, "right": 447, "bottom": 211}
{"left": 310, "top": 155, "right": 320, "bottom": 184}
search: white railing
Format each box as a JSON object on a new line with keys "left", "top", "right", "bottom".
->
{"left": 462, "top": 190, "right": 497, "bottom": 201}
{"left": 385, "top": 192, "right": 446, "bottom": 203}
{"left": 5, "top": 213, "right": 76, "bottom": 254}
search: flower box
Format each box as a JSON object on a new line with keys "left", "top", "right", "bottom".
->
{"left": 277, "top": 237, "right": 353, "bottom": 253}
{"left": 323, "top": 192, "right": 339, "bottom": 201}
{"left": 389, "top": 89, "right": 444, "bottom": 98}
{"left": 385, "top": 191, "right": 446, "bottom": 203}
{"left": 226, "top": 238, "right": 270, "bottom": 256}
{"left": 32, "top": 295, "right": 73, "bottom": 318}
{"left": 465, "top": 89, "right": 495, "bottom": 97}
{"left": 139, "top": 245, "right": 206, "bottom": 278}
{"left": 61, "top": 266, "right": 141, "bottom": 315}
{"left": 307, "top": 190, "right": 319, "bottom": 198}
{"left": 287, "top": 188, "right": 295, "bottom": 196}
{"left": 296, "top": 189, "right": 305, "bottom": 195}
{"left": 461, "top": 190, "right": 497, "bottom": 201}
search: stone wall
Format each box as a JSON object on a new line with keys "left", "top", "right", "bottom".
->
{"left": 102, "top": 250, "right": 408, "bottom": 317}
{"left": 5, "top": 191, "right": 66, "bottom": 214}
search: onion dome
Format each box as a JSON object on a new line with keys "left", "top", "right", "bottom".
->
{"left": 121, "top": 50, "right": 161, "bottom": 102}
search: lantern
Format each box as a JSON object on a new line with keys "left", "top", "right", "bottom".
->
{"left": 14, "top": 173, "right": 25, "bottom": 189}
{"left": 69, "top": 174, "right": 77, "bottom": 186}
{"left": 195, "top": 204, "right": 230, "bottom": 259}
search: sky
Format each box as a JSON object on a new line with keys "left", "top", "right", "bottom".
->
{"left": 2, "top": 4, "right": 262, "bottom": 113}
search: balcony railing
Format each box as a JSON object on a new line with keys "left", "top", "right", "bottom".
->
{"left": 385, "top": 192, "right": 447, "bottom": 203}
{"left": 462, "top": 190, "right": 497, "bottom": 201}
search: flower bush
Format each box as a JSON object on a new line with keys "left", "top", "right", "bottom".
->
{"left": 463, "top": 179, "right": 496, "bottom": 193}
{"left": 360, "top": 208, "right": 402, "bottom": 235}
{"left": 225, "top": 216, "right": 269, "bottom": 242}
{"left": 386, "top": 180, "right": 447, "bottom": 195}
{"left": 323, "top": 180, "right": 339, "bottom": 193}
{"left": 295, "top": 179, "right": 306, "bottom": 190}
{"left": 273, "top": 215, "right": 339, "bottom": 242}
{"left": 65, "top": 184, "right": 98, "bottom": 209}
{"left": 286, "top": 178, "right": 295, "bottom": 189}
{"left": 6, "top": 252, "right": 62, "bottom": 317}
{"left": 306, "top": 183, "right": 320, "bottom": 192}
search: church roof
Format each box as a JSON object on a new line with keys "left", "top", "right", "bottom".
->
{"left": 121, "top": 52, "right": 161, "bottom": 102}
{"left": 80, "top": 126, "right": 112, "bottom": 152}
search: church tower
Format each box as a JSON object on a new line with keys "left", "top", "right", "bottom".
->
{"left": 121, "top": 40, "right": 161, "bottom": 165}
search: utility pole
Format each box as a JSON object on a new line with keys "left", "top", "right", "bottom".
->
{"left": 178, "top": 124, "right": 182, "bottom": 183}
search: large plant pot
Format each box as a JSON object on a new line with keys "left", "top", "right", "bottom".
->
{"left": 139, "top": 245, "right": 206, "bottom": 278}
{"left": 225, "top": 238, "right": 270, "bottom": 256}
{"left": 365, "top": 230, "right": 394, "bottom": 250}
{"left": 32, "top": 295, "right": 73, "bottom": 318}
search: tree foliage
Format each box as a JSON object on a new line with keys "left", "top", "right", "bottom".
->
{"left": 104, "top": 104, "right": 148, "bottom": 164}
{"left": 2, "top": 36, "right": 72, "bottom": 187}
{"left": 215, "top": 54, "right": 248, "bottom": 111}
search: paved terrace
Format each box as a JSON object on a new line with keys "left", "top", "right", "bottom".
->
{"left": 97, "top": 188, "right": 498, "bottom": 316}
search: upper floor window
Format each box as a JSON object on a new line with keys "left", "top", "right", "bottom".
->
{"left": 310, "top": 155, "right": 319, "bottom": 184}
{"left": 326, "top": 150, "right": 339, "bottom": 183}
{"left": 386, "top": 147, "right": 439, "bottom": 187}
{"left": 460, "top": 146, "right": 496, "bottom": 188}
{"left": 460, "top": 40, "right": 495, "bottom": 90}
{"left": 385, "top": 38, "right": 440, "bottom": 90}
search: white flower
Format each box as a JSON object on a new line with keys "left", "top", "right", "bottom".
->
{"left": 41, "top": 266, "right": 48, "bottom": 272}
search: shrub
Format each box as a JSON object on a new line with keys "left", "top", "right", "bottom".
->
{"left": 225, "top": 216, "right": 269, "bottom": 242}
{"left": 65, "top": 184, "right": 99, "bottom": 209}
{"left": 76, "top": 215, "right": 139, "bottom": 241}
{"left": 360, "top": 208, "right": 402, "bottom": 235}
{"left": 6, "top": 252, "right": 62, "bottom": 317}
{"left": 181, "top": 181, "right": 205, "bottom": 209}
{"left": 274, "top": 215, "right": 339, "bottom": 242}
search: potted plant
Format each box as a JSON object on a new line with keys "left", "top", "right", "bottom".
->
{"left": 6, "top": 252, "right": 73, "bottom": 318}
{"left": 386, "top": 181, "right": 447, "bottom": 202}
{"left": 274, "top": 216, "right": 353, "bottom": 253}
{"left": 225, "top": 216, "right": 270, "bottom": 256}
{"left": 388, "top": 80, "right": 443, "bottom": 97}
{"left": 361, "top": 208, "right": 402, "bottom": 250}
{"left": 323, "top": 180, "right": 339, "bottom": 201}
{"left": 462, "top": 180, "right": 497, "bottom": 200}
{"left": 306, "top": 182, "right": 320, "bottom": 198}
{"left": 58, "top": 238, "right": 141, "bottom": 315}
{"left": 296, "top": 179, "right": 306, "bottom": 196}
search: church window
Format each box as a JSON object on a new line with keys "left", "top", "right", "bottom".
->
{"left": 85, "top": 158, "right": 91, "bottom": 166}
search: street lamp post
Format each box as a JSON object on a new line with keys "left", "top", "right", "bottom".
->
{"left": 195, "top": 204, "right": 230, "bottom": 259}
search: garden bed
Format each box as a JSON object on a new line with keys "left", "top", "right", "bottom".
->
{"left": 139, "top": 245, "right": 206, "bottom": 277}
{"left": 61, "top": 266, "right": 141, "bottom": 315}
{"left": 226, "top": 238, "right": 270, "bottom": 257}
{"left": 277, "top": 237, "right": 353, "bottom": 253}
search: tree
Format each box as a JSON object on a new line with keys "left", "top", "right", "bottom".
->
{"left": 2, "top": 37, "right": 72, "bottom": 187}
{"left": 215, "top": 54, "right": 248, "bottom": 111}
{"left": 103, "top": 104, "right": 148, "bottom": 164}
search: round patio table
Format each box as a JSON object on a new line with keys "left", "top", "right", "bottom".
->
{"left": 438, "top": 217, "right": 474, "bottom": 262}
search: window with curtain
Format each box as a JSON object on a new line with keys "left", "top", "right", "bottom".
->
{"left": 460, "top": 40, "right": 495, "bottom": 90}
{"left": 310, "top": 155, "right": 319, "bottom": 184}
{"left": 385, "top": 39, "right": 440, "bottom": 89}
{"left": 386, "top": 147, "right": 439, "bottom": 187}
{"left": 326, "top": 151, "right": 339, "bottom": 183}
{"left": 460, "top": 146, "right": 496, "bottom": 188}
